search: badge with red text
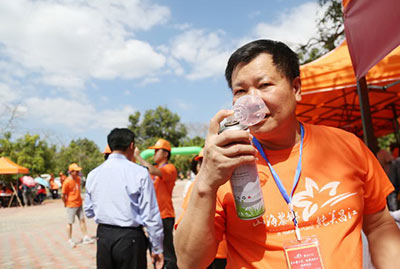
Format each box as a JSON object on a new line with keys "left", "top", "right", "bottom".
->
{"left": 283, "top": 237, "right": 324, "bottom": 269}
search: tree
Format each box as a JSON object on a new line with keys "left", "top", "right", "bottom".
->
{"left": 0, "top": 132, "right": 56, "bottom": 176}
{"left": 0, "top": 132, "right": 14, "bottom": 157}
{"left": 297, "top": 0, "right": 345, "bottom": 64}
{"left": 13, "top": 134, "right": 56, "bottom": 176}
{"left": 0, "top": 104, "right": 22, "bottom": 135}
{"left": 128, "top": 106, "right": 188, "bottom": 149}
{"left": 54, "top": 138, "right": 103, "bottom": 177}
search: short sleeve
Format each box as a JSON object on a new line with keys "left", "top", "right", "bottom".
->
{"left": 159, "top": 164, "right": 177, "bottom": 182}
{"left": 214, "top": 189, "right": 226, "bottom": 242}
{"left": 361, "top": 140, "right": 395, "bottom": 214}
{"left": 62, "top": 181, "right": 68, "bottom": 194}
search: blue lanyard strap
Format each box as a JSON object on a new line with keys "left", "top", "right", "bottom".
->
{"left": 252, "top": 124, "right": 304, "bottom": 229}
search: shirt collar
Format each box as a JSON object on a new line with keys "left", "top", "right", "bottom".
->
{"left": 108, "top": 153, "right": 129, "bottom": 160}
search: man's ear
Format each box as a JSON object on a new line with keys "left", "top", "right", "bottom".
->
{"left": 293, "top": 77, "right": 302, "bottom": 102}
{"left": 129, "top": 142, "right": 135, "bottom": 150}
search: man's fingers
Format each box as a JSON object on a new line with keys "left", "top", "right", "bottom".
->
{"left": 221, "top": 143, "right": 257, "bottom": 158}
{"left": 214, "top": 129, "right": 252, "bottom": 147}
{"left": 208, "top": 110, "right": 233, "bottom": 137}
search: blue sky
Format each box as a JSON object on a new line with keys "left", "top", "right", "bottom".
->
{"left": 0, "top": 0, "right": 324, "bottom": 150}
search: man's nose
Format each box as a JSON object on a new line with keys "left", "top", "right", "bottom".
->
{"left": 248, "top": 88, "right": 262, "bottom": 96}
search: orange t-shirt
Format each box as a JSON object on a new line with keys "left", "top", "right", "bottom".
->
{"left": 152, "top": 163, "right": 177, "bottom": 219}
{"left": 62, "top": 176, "right": 82, "bottom": 208}
{"left": 177, "top": 180, "right": 228, "bottom": 259}
{"left": 213, "top": 123, "right": 394, "bottom": 268}
{"left": 50, "top": 180, "right": 59, "bottom": 190}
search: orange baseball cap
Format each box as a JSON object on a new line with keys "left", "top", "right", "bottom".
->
{"left": 68, "top": 163, "right": 82, "bottom": 172}
{"left": 103, "top": 145, "right": 111, "bottom": 154}
{"left": 148, "top": 138, "right": 171, "bottom": 152}
{"left": 194, "top": 149, "right": 204, "bottom": 161}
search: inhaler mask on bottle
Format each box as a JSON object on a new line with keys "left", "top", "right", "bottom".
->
{"left": 232, "top": 95, "right": 267, "bottom": 126}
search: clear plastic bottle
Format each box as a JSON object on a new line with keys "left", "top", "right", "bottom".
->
{"left": 232, "top": 95, "right": 267, "bottom": 126}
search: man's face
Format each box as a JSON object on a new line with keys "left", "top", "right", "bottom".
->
{"left": 154, "top": 149, "right": 167, "bottom": 163}
{"left": 231, "top": 53, "right": 301, "bottom": 138}
{"left": 70, "top": 170, "right": 79, "bottom": 178}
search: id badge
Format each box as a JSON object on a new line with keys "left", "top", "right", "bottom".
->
{"left": 283, "top": 237, "right": 324, "bottom": 269}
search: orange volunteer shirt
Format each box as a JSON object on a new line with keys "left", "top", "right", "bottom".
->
{"left": 213, "top": 123, "right": 394, "bottom": 268}
{"left": 177, "top": 180, "right": 228, "bottom": 259}
{"left": 50, "top": 180, "right": 59, "bottom": 190}
{"left": 62, "top": 176, "right": 82, "bottom": 208}
{"left": 152, "top": 163, "right": 177, "bottom": 219}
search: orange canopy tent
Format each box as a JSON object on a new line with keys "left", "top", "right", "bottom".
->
{"left": 0, "top": 157, "right": 29, "bottom": 174}
{"left": 0, "top": 157, "right": 28, "bottom": 207}
{"left": 296, "top": 41, "right": 400, "bottom": 139}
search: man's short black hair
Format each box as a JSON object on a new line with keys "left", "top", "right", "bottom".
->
{"left": 164, "top": 149, "right": 171, "bottom": 160}
{"left": 107, "top": 128, "right": 135, "bottom": 152}
{"left": 225, "top": 39, "right": 300, "bottom": 89}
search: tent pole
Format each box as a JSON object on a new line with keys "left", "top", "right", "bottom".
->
{"left": 357, "top": 76, "right": 378, "bottom": 154}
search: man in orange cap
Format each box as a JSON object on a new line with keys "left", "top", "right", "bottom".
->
{"left": 62, "top": 163, "right": 94, "bottom": 248}
{"left": 135, "top": 138, "right": 178, "bottom": 269}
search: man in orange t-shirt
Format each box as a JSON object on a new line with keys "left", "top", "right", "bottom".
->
{"left": 135, "top": 139, "right": 178, "bottom": 269}
{"left": 62, "top": 163, "right": 94, "bottom": 248}
{"left": 175, "top": 39, "right": 400, "bottom": 268}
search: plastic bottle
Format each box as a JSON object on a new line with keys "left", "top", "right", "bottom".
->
{"left": 232, "top": 95, "right": 267, "bottom": 126}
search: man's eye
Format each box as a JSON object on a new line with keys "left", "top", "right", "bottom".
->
{"left": 259, "top": 83, "right": 271, "bottom": 88}
{"left": 233, "top": 89, "right": 246, "bottom": 95}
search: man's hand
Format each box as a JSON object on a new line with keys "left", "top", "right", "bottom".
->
{"left": 198, "top": 109, "right": 257, "bottom": 192}
{"left": 151, "top": 252, "right": 164, "bottom": 269}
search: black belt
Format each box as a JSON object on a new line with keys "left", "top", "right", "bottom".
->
{"left": 99, "top": 223, "right": 143, "bottom": 230}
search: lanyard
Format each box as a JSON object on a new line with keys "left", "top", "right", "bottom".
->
{"left": 252, "top": 124, "right": 304, "bottom": 241}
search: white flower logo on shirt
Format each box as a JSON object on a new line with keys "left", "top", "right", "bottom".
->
{"left": 291, "top": 177, "right": 357, "bottom": 221}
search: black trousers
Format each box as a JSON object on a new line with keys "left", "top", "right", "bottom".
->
{"left": 207, "top": 258, "right": 227, "bottom": 269}
{"left": 97, "top": 224, "right": 148, "bottom": 269}
{"left": 50, "top": 189, "right": 58, "bottom": 199}
{"left": 162, "top": 218, "right": 178, "bottom": 269}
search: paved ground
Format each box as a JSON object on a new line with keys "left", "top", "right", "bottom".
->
{"left": 0, "top": 179, "right": 187, "bottom": 269}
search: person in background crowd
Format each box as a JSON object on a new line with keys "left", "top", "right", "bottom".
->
{"left": 19, "top": 176, "right": 34, "bottom": 206}
{"left": 84, "top": 128, "right": 164, "bottom": 269}
{"left": 103, "top": 144, "right": 112, "bottom": 160}
{"left": 175, "top": 39, "right": 400, "bottom": 268}
{"left": 49, "top": 174, "right": 59, "bottom": 199}
{"left": 377, "top": 146, "right": 393, "bottom": 175}
{"left": 135, "top": 138, "right": 178, "bottom": 269}
{"left": 35, "top": 184, "right": 46, "bottom": 204}
{"left": 182, "top": 149, "right": 203, "bottom": 199}
{"left": 59, "top": 172, "right": 67, "bottom": 187}
{"left": 62, "top": 163, "right": 94, "bottom": 248}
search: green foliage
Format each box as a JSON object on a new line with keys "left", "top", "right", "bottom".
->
{"left": 128, "top": 107, "right": 205, "bottom": 176}
{"left": 171, "top": 136, "right": 205, "bottom": 177}
{"left": 297, "top": 0, "right": 344, "bottom": 64}
{"left": 0, "top": 132, "right": 56, "bottom": 176}
{"left": 0, "top": 132, "right": 103, "bottom": 178}
{"left": 128, "top": 106, "right": 188, "bottom": 149}
{"left": 378, "top": 133, "right": 397, "bottom": 150}
{"left": 54, "top": 138, "right": 103, "bottom": 177}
